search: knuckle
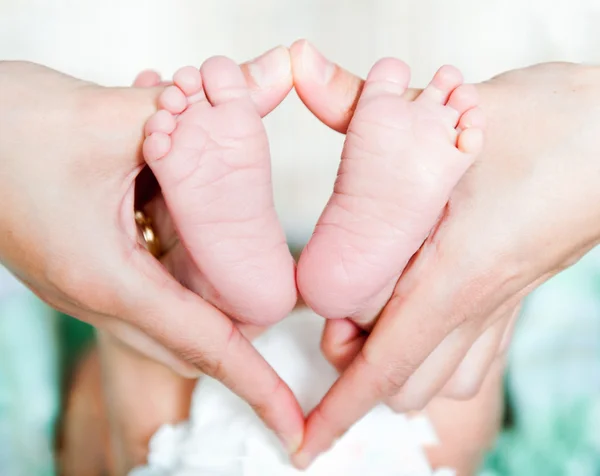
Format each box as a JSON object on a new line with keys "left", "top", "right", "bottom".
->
{"left": 380, "top": 362, "right": 413, "bottom": 396}
{"left": 180, "top": 322, "right": 239, "bottom": 381}
{"left": 248, "top": 378, "right": 282, "bottom": 422}
{"left": 175, "top": 344, "right": 214, "bottom": 376}
{"left": 311, "top": 404, "right": 346, "bottom": 441}
{"left": 358, "top": 347, "right": 412, "bottom": 397}
{"left": 446, "top": 257, "right": 521, "bottom": 329}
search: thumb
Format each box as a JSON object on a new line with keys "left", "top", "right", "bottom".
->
{"left": 320, "top": 318, "right": 366, "bottom": 373}
{"left": 115, "top": 247, "right": 305, "bottom": 453}
{"left": 290, "top": 40, "right": 420, "bottom": 133}
{"left": 240, "top": 45, "right": 294, "bottom": 118}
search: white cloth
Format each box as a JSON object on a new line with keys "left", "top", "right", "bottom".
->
{"left": 130, "top": 309, "right": 454, "bottom": 476}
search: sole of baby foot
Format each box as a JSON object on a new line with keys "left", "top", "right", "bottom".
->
{"left": 143, "top": 57, "right": 296, "bottom": 325}
{"left": 298, "top": 59, "right": 484, "bottom": 323}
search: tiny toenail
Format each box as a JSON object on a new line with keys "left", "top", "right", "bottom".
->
{"left": 303, "top": 42, "right": 334, "bottom": 84}
{"left": 248, "top": 46, "right": 291, "bottom": 88}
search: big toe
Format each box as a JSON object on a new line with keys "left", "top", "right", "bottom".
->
{"left": 201, "top": 56, "right": 252, "bottom": 106}
{"left": 360, "top": 57, "right": 411, "bottom": 98}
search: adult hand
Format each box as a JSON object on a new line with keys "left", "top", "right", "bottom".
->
{"left": 95, "top": 58, "right": 286, "bottom": 474}
{"left": 289, "top": 41, "right": 600, "bottom": 466}
{"left": 0, "top": 52, "right": 304, "bottom": 452}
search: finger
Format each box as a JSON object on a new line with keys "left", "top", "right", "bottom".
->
{"left": 398, "top": 302, "right": 519, "bottom": 409}
{"left": 293, "top": 228, "right": 511, "bottom": 467}
{"left": 96, "top": 331, "right": 197, "bottom": 473}
{"left": 320, "top": 318, "right": 366, "bottom": 373}
{"left": 385, "top": 325, "right": 479, "bottom": 412}
{"left": 440, "top": 305, "right": 520, "bottom": 400}
{"left": 240, "top": 45, "right": 293, "bottom": 118}
{"left": 424, "top": 356, "right": 506, "bottom": 473}
{"left": 115, "top": 247, "right": 304, "bottom": 453}
{"left": 106, "top": 318, "right": 202, "bottom": 378}
{"left": 498, "top": 302, "right": 521, "bottom": 356}
{"left": 133, "top": 45, "right": 291, "bottom": 119}
{"left": 290, "top": 39, "right": 420, "bottom": 133}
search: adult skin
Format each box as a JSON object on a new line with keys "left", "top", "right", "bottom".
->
{"left": 88, "top": 43, "right": 600, "bottom": 475}
{"left": 289, "top": 40, "right": 600, "bottom": 467}
{"left": 0, "top": 53, "right": 304, "bottom": 454}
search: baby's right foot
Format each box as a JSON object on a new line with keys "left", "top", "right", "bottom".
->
{"left": 142, "top": 55, "right": 296, "bottom": 325}
{"left": 298, "top": 58, "right": 484, "bottom": 323}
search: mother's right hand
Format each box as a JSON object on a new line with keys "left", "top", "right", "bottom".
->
{"left": 289, "top": 42, "right": 600, "bottom": 465}
{"left": 0, "top": 57, "right": 304, "bottom": 452}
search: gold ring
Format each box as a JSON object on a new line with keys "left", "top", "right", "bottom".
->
{"left": 135, "top": 210, "right": 161, "bottom": 258}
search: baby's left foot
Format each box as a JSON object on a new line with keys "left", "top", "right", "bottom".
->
{"left": 142, "top": 56, "right": 296, "bottom": 325}
{"left": 298, "top": 58, "right": 484, "bottom": 323}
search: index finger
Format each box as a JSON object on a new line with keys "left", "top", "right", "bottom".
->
{"left": 293, "top": 241, "right": 503, "bottom": 468}
{"left": 117, "top": 247, "right": 305, "bottom": 453}
{"left": 293, "top": 289, "right": 452, "bottom": 468}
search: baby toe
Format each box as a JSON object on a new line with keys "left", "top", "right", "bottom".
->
{"left": 417, "top": 64, "right": 463, "bottom": 105}
{"left": 144, "top": 110, "right": 176, "bottom": 137}
{"left": 173, "top": 66, "right": 203, "bottom": 97}
{"left": 143, "top": 132, "right": 172, "bottom": 163}
{"left": 458, "top": 107, "right": 486, "bottom": 132}
{"left": 446, "top": 84, "right": 479, "bottom": 118}
{"left": 457, "top": 127, "right": 484, "bottom": 155}
{"left": 159, "top": 85, "right": 188, "bottom": 114}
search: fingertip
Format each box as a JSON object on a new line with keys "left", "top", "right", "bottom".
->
{"left": 241, "top": 46, "right": 293, "bottom": 117}
{"left": 245, "top": 45, "right": 292, "bottom": 88}
{"left": 439, "top": 375, "right": 482, "bottom": 401}
{"left": 290, "top": 38, "right": 308, "bottom": 58}
{"left": 292, "top": 450, "right": 315, "bottom": 470}
{"left": 321, "top": 319, "right": 365, "bottom": 372}
{"left": 291, "top": 39, "right": 334, "bottom": 85}
{"left": 291, "top": 39, "right": 363, "bottom": 133}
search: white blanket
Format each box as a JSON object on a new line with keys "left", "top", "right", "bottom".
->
{"left": 130, "top": 309, "right": 454, "bottom": 476}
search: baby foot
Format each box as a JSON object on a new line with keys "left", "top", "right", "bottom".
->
{"left": 297, "top": 58, "right": 484, "bottom": 323}
{"left": 142, "top": 57, "right": 296, "bottom": 325}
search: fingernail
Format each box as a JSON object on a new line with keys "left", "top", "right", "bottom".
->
{"left": 248, "top": 45, "right": 291, "bottom": 88}
{"left": 278, "top": 432, "right": 303, "bottom": 456}
{"left": 292, "top": 451, "right": 315, "bottom": 470}
{"left": 302, "top": 41, "right": 335, "bottom": 84}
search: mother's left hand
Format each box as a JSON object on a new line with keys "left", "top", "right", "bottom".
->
{"left": 289, "top": 41, "right": 600, "bottom": 467}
